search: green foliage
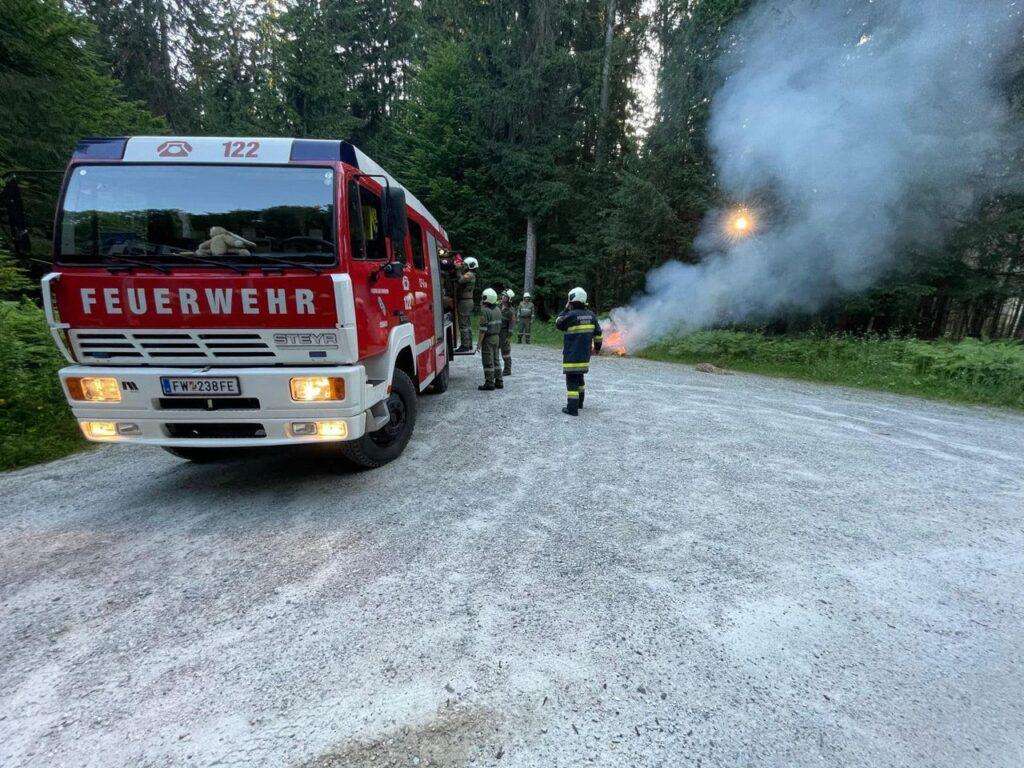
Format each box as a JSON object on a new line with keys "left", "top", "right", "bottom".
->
{"left": 642, "top": 330, "right": 1024, "bottom": 410}
{"left": 0, "top": 0, "right": 165, "bottom": 170}
{"left": 0, "top": 295, "right": 86, "bottom": 470}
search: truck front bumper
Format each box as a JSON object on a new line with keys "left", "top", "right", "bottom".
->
{"left": 59, "top": 365, "right": 380, "bottom": 447}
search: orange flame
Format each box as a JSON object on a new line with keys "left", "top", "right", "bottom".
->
{"left": 602, "top": 327, "right": 629, "bottom": 356}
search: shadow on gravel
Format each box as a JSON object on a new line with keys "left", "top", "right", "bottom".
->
{"left": 298, "top": 708, "right": 500, "bottom": 768}
{"left": 77, "top": 445, "right": 385, "bottom": 533}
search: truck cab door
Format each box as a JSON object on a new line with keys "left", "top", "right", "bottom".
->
{"left": 344, "top": 176, "right": 391, "bottom": 357}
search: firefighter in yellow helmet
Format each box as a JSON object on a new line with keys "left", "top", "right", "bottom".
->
{"left": 499, "top": 288, "right": 515, "bottom": 376}
{"left": 455, "top": 256, "right": 479, "bottom": 352}
{"left": 478, "top": 288, "right": 504, "bottom": 391}
{"left": 554, "top": 287, "right": 602, "bottom": 415}
{"left": 516, "top": 291, "right": 534, "bottom": 343}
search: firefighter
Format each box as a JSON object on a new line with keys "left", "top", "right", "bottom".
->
{"left": 478, "top": 288, "right": 504, "bottom": 391}
{"left": 499, "top": 288, "right": 515, "bottom": 376}
{"left": 554, "top": 287, "right": 602, "bottom": 416}
{"left": 516, "top": 292, "right": 534, "bottom": 344}
{"left": 455, "top": 257, "right": 479, "bottom": 352}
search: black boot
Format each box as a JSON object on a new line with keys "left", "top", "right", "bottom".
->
{"left": 503, "top": 365, "right": 512, "bottom": 377}
{"left": 562, "top": 406, "right": 578, "bottom": 416}
{"left": 479, "top": 383, "right": 495, "bottom": 391}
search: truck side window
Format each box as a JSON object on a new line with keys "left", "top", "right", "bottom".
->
{"left": 408, "top": 219, "right": 425, "bottom": 270}
{"left": 359, "top": 185, "right": 386, "bottom": 261}
{"left": 347, "top": 180, "right": 366, "bottom": 260}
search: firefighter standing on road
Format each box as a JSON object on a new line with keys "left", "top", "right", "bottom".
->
{"left": 499, "top": 289, "right": 515, "bottom": 376}
{"left": 455, "top": 257, "right": 479, "bottom": 352}
{"left": 478, "top": 288, "right": 504, "bottom": 391}
{"left": 555, "top": 287, "right": 602, "bottom": 416}
{"left": 516, "top": 292, "right": 534, "bottom": 344}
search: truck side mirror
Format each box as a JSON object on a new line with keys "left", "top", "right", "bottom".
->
{"left": 1, "top": 175, "right": 31, "bottom": 259}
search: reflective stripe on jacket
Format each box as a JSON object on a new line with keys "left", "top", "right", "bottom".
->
{"left": 480, "top": 304, "right": 502, "bottom": 336}
{"left": 555, "top": 307, "right": 602, "bottom": 373}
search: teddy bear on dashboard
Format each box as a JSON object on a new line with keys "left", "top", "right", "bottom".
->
{"left": 197, "top": 226, "right": 257, "bottom": 258}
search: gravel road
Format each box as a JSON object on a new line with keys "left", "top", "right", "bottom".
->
{"left": 2, "top": 344, "right": 1023, "bottom": 768}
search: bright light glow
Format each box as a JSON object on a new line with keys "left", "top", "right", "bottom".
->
{"left": 66, "top": 377, "right": 121, "bottom": 402}
{"left": 289, "top": 376, "right": 345, "bottom": 402}
{"left": 726, "top": 208, "right": 757, "bottom": 238}
{"left": 317, "top": 420, "right": 348, "bottom": 439}
{"left": 80, "top": 421, "right": 118, "bottom": 439}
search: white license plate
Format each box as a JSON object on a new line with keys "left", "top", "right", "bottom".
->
{"left": 160, "top": 377, "right": 241, "bottom": 396}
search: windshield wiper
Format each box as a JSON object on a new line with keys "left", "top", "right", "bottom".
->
{"left": 249, "top": 253, "right": 324, "bottom": 275}
{"left": 104, "top": 255, "right": 171, "bottom": 274}
{"left": 121, "top": 244, "right": 248, "bottom": 274}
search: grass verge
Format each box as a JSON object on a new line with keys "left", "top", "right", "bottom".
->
{"left": 640, "top": 330, "right": 1024, "bottom": 411}
{"left": 1, "top": 299, "right": 87, "bottom": 471}
{"left": 528, "top": 322, "right": 1023, "bottom": 410}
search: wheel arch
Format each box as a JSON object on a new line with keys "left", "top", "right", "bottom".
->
{"left": 362, "top": 323, "right": 417, "bottom": 388}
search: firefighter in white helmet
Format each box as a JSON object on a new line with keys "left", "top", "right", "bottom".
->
{"left": 554, "top": 287, "right": 602, "bottom": 415}
{"left": 499, "top": 288, "right": 516, "bottom": 376}
{"left": 516, "top": 291, "right": 534, "bottom": 344}
{"left": 455, "top": 256, "right": 479, "bottom": 352}
{"left": 478, "top": 288, "right": 504, "bottom": 390}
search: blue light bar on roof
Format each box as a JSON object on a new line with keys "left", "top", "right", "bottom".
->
{"left": 74, "top": 138, "right": 128, "bottom": 160}
{"left": 290, "top": 139, "right": 342, "bottom": 162}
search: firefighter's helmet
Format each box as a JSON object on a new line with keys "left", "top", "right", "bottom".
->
{"left": 481, "top": 288, "right": 498, "bottom": 304}
{"left": 568, "top": 287, "right": 588, "bottom": 305}
{"left": 523, "top": 292, "right": 531, "bottom": 300}
{"left": 504, "top": 289, "right": 516, "bottom": 301}
{"left": 464, "top": 257, "right": 479, "bottom": 270}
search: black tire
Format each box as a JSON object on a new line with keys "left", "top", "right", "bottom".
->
{"left": 341, "top": 368, "right": 418, "bottom": 468}
{"left": 425, "top": 362, "right": 450, "bottom": 394}
{"left": 162, "top": 446, "right": 241, "bottom": 463}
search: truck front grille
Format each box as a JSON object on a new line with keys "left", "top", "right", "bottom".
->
{"left": 157, "top": 398, "right": 261, "bottom": 411}
{"left": 75, "top": 332, "right": 275, "bottom": 363}
{"left": 164, "top": 423, "right": 267, "bottom": 439}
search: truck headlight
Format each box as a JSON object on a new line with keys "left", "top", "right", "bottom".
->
{"left": 80, "top": 421, "right": 118, "bottom": 439}
{"left": 289, "top": 376, "right": 345, "bottom": 402}
{"left": 66, "top": 377, "right": 121, "bottom": 402}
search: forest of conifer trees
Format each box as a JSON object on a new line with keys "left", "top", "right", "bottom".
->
{"left": 2, "top": 0, "right": 1022, "bottom": 338}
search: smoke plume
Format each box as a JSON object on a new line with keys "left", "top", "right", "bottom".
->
{"left": 612, "top": 0, "right": 1024, "bottom": 347}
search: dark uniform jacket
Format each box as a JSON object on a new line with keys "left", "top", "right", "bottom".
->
{"left": 457, "top": 270, "right": 476, "bottom": 304}
{"left": 555, "top": 306, "right": 603, "bottom": 373}
{"left": 480, "top": 304, "right": 503, "bottom": 336}
{"left": 500, "top": 303, "right": 515, "bottom": 334}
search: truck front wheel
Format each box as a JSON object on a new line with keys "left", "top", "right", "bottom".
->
{"left": 341, "top": 368, "right": 418, "bottom": 469}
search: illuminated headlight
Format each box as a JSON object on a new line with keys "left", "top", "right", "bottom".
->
{"left": 66, "top": 377, "right": 121, "bottom": 402}
{"left": 80, "top": 421, "right": 118, "bottom": 439}
{"left": 318, "top": 420, "right": 348, "bottom": 438}
{"left": 288, "top": 420, "right": 349, "bottom": 439}
{"left": 289, "top": 376, "right": 345, "bottom": 402}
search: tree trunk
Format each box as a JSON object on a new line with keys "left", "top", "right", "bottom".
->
{"left": 595, "top": 0, "right": 617, "bottom": 166}
{"left": 1011, "top": 298, "right": 1024, "bottom": 339}
{"left": 523, "top": 217, "right": 537, "bottom": 296}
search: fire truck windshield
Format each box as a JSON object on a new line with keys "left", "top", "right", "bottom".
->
{"left": 57, "top": 165, "right": 336, "bottom": 267}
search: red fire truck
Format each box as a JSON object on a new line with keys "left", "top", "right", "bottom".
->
{"left": 8, "top": 136, "right": 461, "bottom": 467}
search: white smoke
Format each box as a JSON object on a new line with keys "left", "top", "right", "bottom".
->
{"left": 612, "top": 0, "right": 1024, "bottom": 347}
